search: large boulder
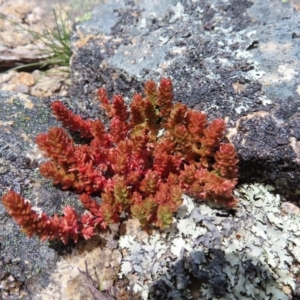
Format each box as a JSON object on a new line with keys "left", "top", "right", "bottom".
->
{"left": 70, "top": 0, "right": 300, "bottom": 203}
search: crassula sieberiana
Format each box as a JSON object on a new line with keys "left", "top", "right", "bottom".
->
{"left": 1, "top": 78, "right": 238, "bottom": 244}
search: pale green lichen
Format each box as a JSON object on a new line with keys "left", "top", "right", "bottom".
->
{"left": 119, "top": 183, "right": 299, "bottom": 299}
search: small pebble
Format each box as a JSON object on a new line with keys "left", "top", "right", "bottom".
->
{"left": 281, "top": 202, "right": 300, "bottom": 215}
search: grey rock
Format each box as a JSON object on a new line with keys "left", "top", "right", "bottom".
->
{"left": 0, "top": 90, "right": 87, "bottom": 299}
{"left": 70, "top": 0, "right": 300, "bottom": 203}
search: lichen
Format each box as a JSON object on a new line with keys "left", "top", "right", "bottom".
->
{"left": 119, "top": 183, "right": 299, "bottom": 299}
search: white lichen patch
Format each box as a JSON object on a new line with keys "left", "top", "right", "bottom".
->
{"left": 119, "top": 183, "right": 300, "bottom": 299}
{"left": 277, "top": 64, "right": 298, "bottom": 82}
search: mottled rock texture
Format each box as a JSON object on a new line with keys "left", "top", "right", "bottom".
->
{"left": 0, "top": 91, "right": 61, "bottom": 299}
{"left": 0, "top": 90, "right": 116, "bottom": 299}
{"left": 70, "top": 0, "right": 300, "bottom": 203}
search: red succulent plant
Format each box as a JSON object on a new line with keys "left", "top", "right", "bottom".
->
{"left": 1, "top": 78, "right": 238, "bottom": 244}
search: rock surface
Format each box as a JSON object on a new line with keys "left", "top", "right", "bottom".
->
{"left": 0, "top": 91, "right": 62, "bottom": 299}
{"left": 70, "top": 0, "right": 300, "bottom": 203}
{"left": 0, "top": 90, "right": 120, "bottom": 300}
